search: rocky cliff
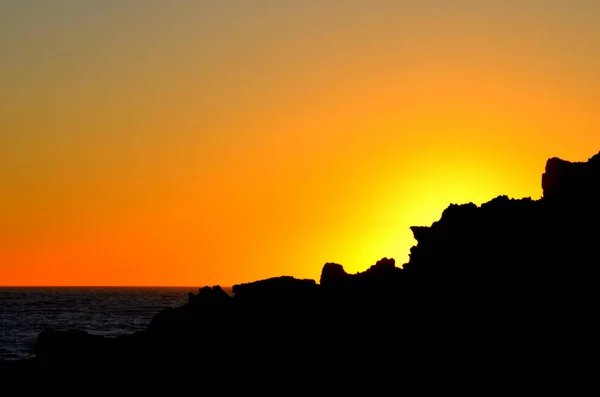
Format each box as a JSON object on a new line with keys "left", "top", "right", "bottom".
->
{"left": 3, "top": 151, "right": 599, "bottom": 390}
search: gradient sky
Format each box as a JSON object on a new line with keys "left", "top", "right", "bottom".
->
{"left": 2, "top": 0, "right": 600, "bottom": 286}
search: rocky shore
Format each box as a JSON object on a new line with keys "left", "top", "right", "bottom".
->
{"left": 2, "top": 151, "right": 599, "bottom": 390}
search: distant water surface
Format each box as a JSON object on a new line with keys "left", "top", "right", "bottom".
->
{"left": 0, "top": 287, "right": 231, "bottom": 368}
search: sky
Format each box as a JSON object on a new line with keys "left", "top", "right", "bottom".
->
{"left": 1, "top": 0, "right": 600, "bottom": 286}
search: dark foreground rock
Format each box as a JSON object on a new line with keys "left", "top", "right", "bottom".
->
{"left": 2, "top": 152, "right": 600, "bottom": 390}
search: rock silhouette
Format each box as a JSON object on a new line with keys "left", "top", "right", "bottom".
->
{"left": 2, "top": 151, "right": 599, "bottom": 389}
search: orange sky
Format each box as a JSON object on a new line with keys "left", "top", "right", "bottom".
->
{"left": 2, "top": 1, "right": 600, "bottom": 286}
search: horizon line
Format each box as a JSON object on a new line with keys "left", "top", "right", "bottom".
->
{"left": 0, "top": 285, "right": 235, "bottom": 289}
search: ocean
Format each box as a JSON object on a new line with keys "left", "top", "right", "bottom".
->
{"left": 0, "top": 287, "right": 231, "bottom": 369}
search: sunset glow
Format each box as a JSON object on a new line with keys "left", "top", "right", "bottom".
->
{"left": 2, "top": 1, "right": 600, "bottom": 286}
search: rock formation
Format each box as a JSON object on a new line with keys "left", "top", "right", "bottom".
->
{"left": 2, "top": 151, "right": 599, "bottom": 389}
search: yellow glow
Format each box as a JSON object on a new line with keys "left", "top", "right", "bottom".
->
{"left": 1, "top": 1, "right": 600, "bottom": 285}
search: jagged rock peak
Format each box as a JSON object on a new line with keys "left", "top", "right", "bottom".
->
{"left": 365, "top": 257, "right": 396, "bottom": 273}
{"left": 541, "top": 151, "right": 600, "bottom": 199}
{"left": 320, "top": 262, "right": 348, "bottom": 285}
{"left": 187, "top": 286, "right": 231, "bottom": 305}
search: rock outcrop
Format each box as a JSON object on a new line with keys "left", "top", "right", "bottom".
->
{"left": 405, "top": 152, "right": 600, "bottom": 300}
{"left": 542, "top": 152, "right": 600, "bottom": 200}
{"left": 232, "top": 276, "right": 317, "bottom": 303}
{"left": 3, "top": 151, "right": 600, "bottom": 389}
